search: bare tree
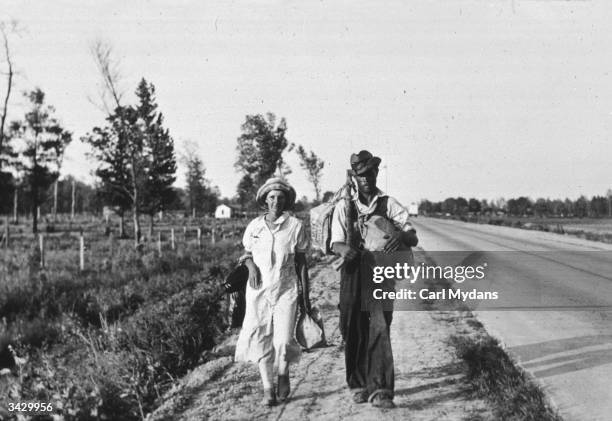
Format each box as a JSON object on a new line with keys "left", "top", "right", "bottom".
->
{"left": 89, "top": 38, "right": 124, "bottom": 113}
{"left": 0, "top": 20, "right": 18, "bottom": 171}
{"left": 295, "top": 145, "right": 325, "bottom": 202}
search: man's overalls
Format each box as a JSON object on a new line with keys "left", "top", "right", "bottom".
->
{"left": 338, "top": 196, "right": 394, "bottom": 402}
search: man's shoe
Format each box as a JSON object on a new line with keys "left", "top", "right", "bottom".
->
{"left": 277, "top": 374, "right": 291, "bottom": 401}
{"left": 369, "top": 390, "right": 395, "bottom": 409}
{"left": 351, "top": 388, "right": 368, "bottom": 404}
{"left": 263, "top": 388, "right": 277, "bottom": 407}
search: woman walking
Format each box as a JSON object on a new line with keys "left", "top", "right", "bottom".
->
{"left": 234, "top": 177, "right": 311, "bottom": 406}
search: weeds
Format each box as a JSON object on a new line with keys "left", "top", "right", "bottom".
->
{"left": 450, "top": 335, "right": 562, "bottom": 421}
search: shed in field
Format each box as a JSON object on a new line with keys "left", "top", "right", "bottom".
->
{"left": 215, "top": 204, "right": 234, "bottom": 219}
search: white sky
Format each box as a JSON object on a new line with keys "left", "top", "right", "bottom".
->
{"left": 2, "top": 0, "right": 612, "bottom": 205}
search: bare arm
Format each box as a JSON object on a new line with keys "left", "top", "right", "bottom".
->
{"left": 295, "top": 252, "right": 311, "bottom": 311}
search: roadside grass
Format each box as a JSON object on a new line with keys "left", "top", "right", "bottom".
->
{"left": 450, "top": 335, "right": 562, "bottom": 421}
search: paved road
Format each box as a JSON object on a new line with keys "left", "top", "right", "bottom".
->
{"left": 412, "top": 217, "right": 612, "bottom": 421}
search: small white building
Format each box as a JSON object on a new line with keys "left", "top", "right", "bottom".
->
{"left": 215, "top": 204, "right": 233, "bottom": 219}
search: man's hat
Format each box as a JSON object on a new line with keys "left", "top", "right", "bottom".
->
{"left": 349, "top": 150, "right": 381, "bottom": 176}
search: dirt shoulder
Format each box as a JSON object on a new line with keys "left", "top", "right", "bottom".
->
{"left": 148, "top": 254, "right": 493, "bottom": 421}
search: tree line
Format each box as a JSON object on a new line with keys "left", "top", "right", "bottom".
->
{"left": 419, "top": 193, "right": 612, "bottom": 218}
{"left": 1, "top": 31, "right": 326, "bottom": 241}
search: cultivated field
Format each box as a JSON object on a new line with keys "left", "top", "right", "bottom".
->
{"left": 0, "top": 214, "right": 251, "bottom": 420}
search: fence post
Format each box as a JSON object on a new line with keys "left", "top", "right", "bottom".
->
{"left": 171, "top": 228, "right": 175, "bottom": 250}
{"left": 4, "top": 216, "right": 8, "bottom": 250}
{"left": 39, "top": 234, "right": 45, "bottom": 269}
{"left": 71, "top": 180, "right": 76, "bottom": 220}
{"left": 197, "top": 228, "right": 202, "bottom": 249}
{"left": 13, "top": 190, "right": 18, "bottom": 224}
{"left": 79, "top": 234, "right": 85, "bottom": 271}
{"left": 211, "top": 227, "right": 216, "bottom": 244}
{"left": 158, "top": 232, "right": 162, "bottom": 256}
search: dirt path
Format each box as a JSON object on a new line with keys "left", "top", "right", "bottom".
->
{"left": 148, "top": 255, "right": 493, "bottom": 421}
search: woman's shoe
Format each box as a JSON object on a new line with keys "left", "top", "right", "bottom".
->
{"left": 263, "top": 388, "right": 277, "bottom": 407}
{"left": 277, "top": 374, "right": 291, "bottom": 401}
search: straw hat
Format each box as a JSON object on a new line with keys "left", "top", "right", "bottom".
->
{"left": 256, "top": 177, "right": 297, "bottom": 209}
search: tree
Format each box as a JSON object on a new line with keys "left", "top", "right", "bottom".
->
{"left": 0, "top": 21, "right": 18, "bottom": 213}
{"left": 235, "top": 113, "right": 291, "bottom": 193}
{"left": 534, "top": 198, "right": 548, "bottom": 218}
{"left": 10, "top": 89, "right": 72, "bottom": 233}
{"left": 455, "top": 197, "right": 468, "bottom": 215}
{"left": 181, "top": 141, "right": 217, "bottom": 216}
{"left": 237, "top": 174, "right": 256, "bottom": 210}
{"left": 89, "top": 38, "right": 124, "bottom": 113}
{"left": 83, "top": 105, "right": 141, "bottom": 242}
{"left": 295, "top": 145, "right": 325, "bottom": 202}
{"left": 0, "top": 21, "right": 18, "bottom": 172}
{"left": 468, "top": 198, "right": 481, "bottom": 214}
{"left": 84, "top": 79, "right": 177, "bottom": 244}
{"left": 134, "top": 79, "right": 177, "bottom": 233}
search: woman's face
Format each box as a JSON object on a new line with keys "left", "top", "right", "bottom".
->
{"left": 266, "top": 190, "right": 286, "bottom": 216}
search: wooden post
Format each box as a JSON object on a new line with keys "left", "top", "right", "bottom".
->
{"left": 157, "top": 232, "right": 162, "bottom": 256}
{"left": 71, "top": 180, "right": 76, "bottom": 220}
{"left": 13, "top": 189, "right": 18, "bottom": 224}
{"left": 211, "top": 227, "right": 216, "bottom": 244}
{"left": 159, "top": 210, "right": 163, "bottom": 220}
{"left": 37, "top": 206, "right": 41, "bottom": 221}
{"left": 171, "top": 228, "right": 175, "bottom": 250}
{"left": 197, "top": 228, "right": 202, "bottom": 249}
{"left": 192, "top": 208, "right": 195, "bottom": 219}
{"left": 79, "top": 234, "right": 85, "bottom": 271}
{"left": 53, "top": 181, "right": 58, "bottom": 221}
{"left": 3, "top": 215, "right": 8, "bottom": 250}
{"left": 39, "top": 234, "right": 45, "bottom": 269}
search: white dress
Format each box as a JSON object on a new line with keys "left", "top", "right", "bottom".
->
{"left": 234, "top": 212, "right": 309, "bottom": 366}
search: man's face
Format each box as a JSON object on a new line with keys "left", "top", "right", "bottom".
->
{"left": 355, "top": 168, "right": 378, "bottom": 194}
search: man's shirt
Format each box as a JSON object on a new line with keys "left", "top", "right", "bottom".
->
{"left": 330, "top": 188, "right": 415, "bottom": 245}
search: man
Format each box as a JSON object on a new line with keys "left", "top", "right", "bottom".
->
{"left": 330, "top": 150, "right": 418, "bottom": 409}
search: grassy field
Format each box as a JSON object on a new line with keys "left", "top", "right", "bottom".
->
{"left": 0, "top": 214, "right": 250, "bottom": 420}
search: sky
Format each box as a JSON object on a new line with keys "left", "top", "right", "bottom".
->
{"left": 2, "top": 0, "right": 612, "bottom": 205}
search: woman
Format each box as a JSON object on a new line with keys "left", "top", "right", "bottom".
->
{"left": 234, "top": 177, "right": 311, "bottom": 406}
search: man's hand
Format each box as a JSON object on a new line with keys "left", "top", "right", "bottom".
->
{"left": 383, "top": 231, "right": 402, "bottom": 253}
{"left": 245, "top": 259, "right": 261, "bottom": 289}
{"left": 383, "top": 229, "right": 418, "bottom": 253}
{"left": 332, "top": 242, "right": 360, "bottom": 262}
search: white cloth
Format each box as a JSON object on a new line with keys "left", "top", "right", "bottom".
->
{"left": 330, "top": 188, "right": 415, "bottom": 245}
{"left": 234, "top": 212, "right": 309, "bottom": 366}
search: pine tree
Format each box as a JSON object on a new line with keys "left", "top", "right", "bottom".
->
{"left": 10, "top": 88, "right": 72, "bottom": 233}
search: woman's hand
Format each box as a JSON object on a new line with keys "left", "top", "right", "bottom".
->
{"left": 245, "top": 259, "right": 261, "bottom": 289}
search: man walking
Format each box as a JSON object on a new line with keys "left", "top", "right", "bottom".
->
{"left": 330, "top": 150, "right": 418, "bottom": 409}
